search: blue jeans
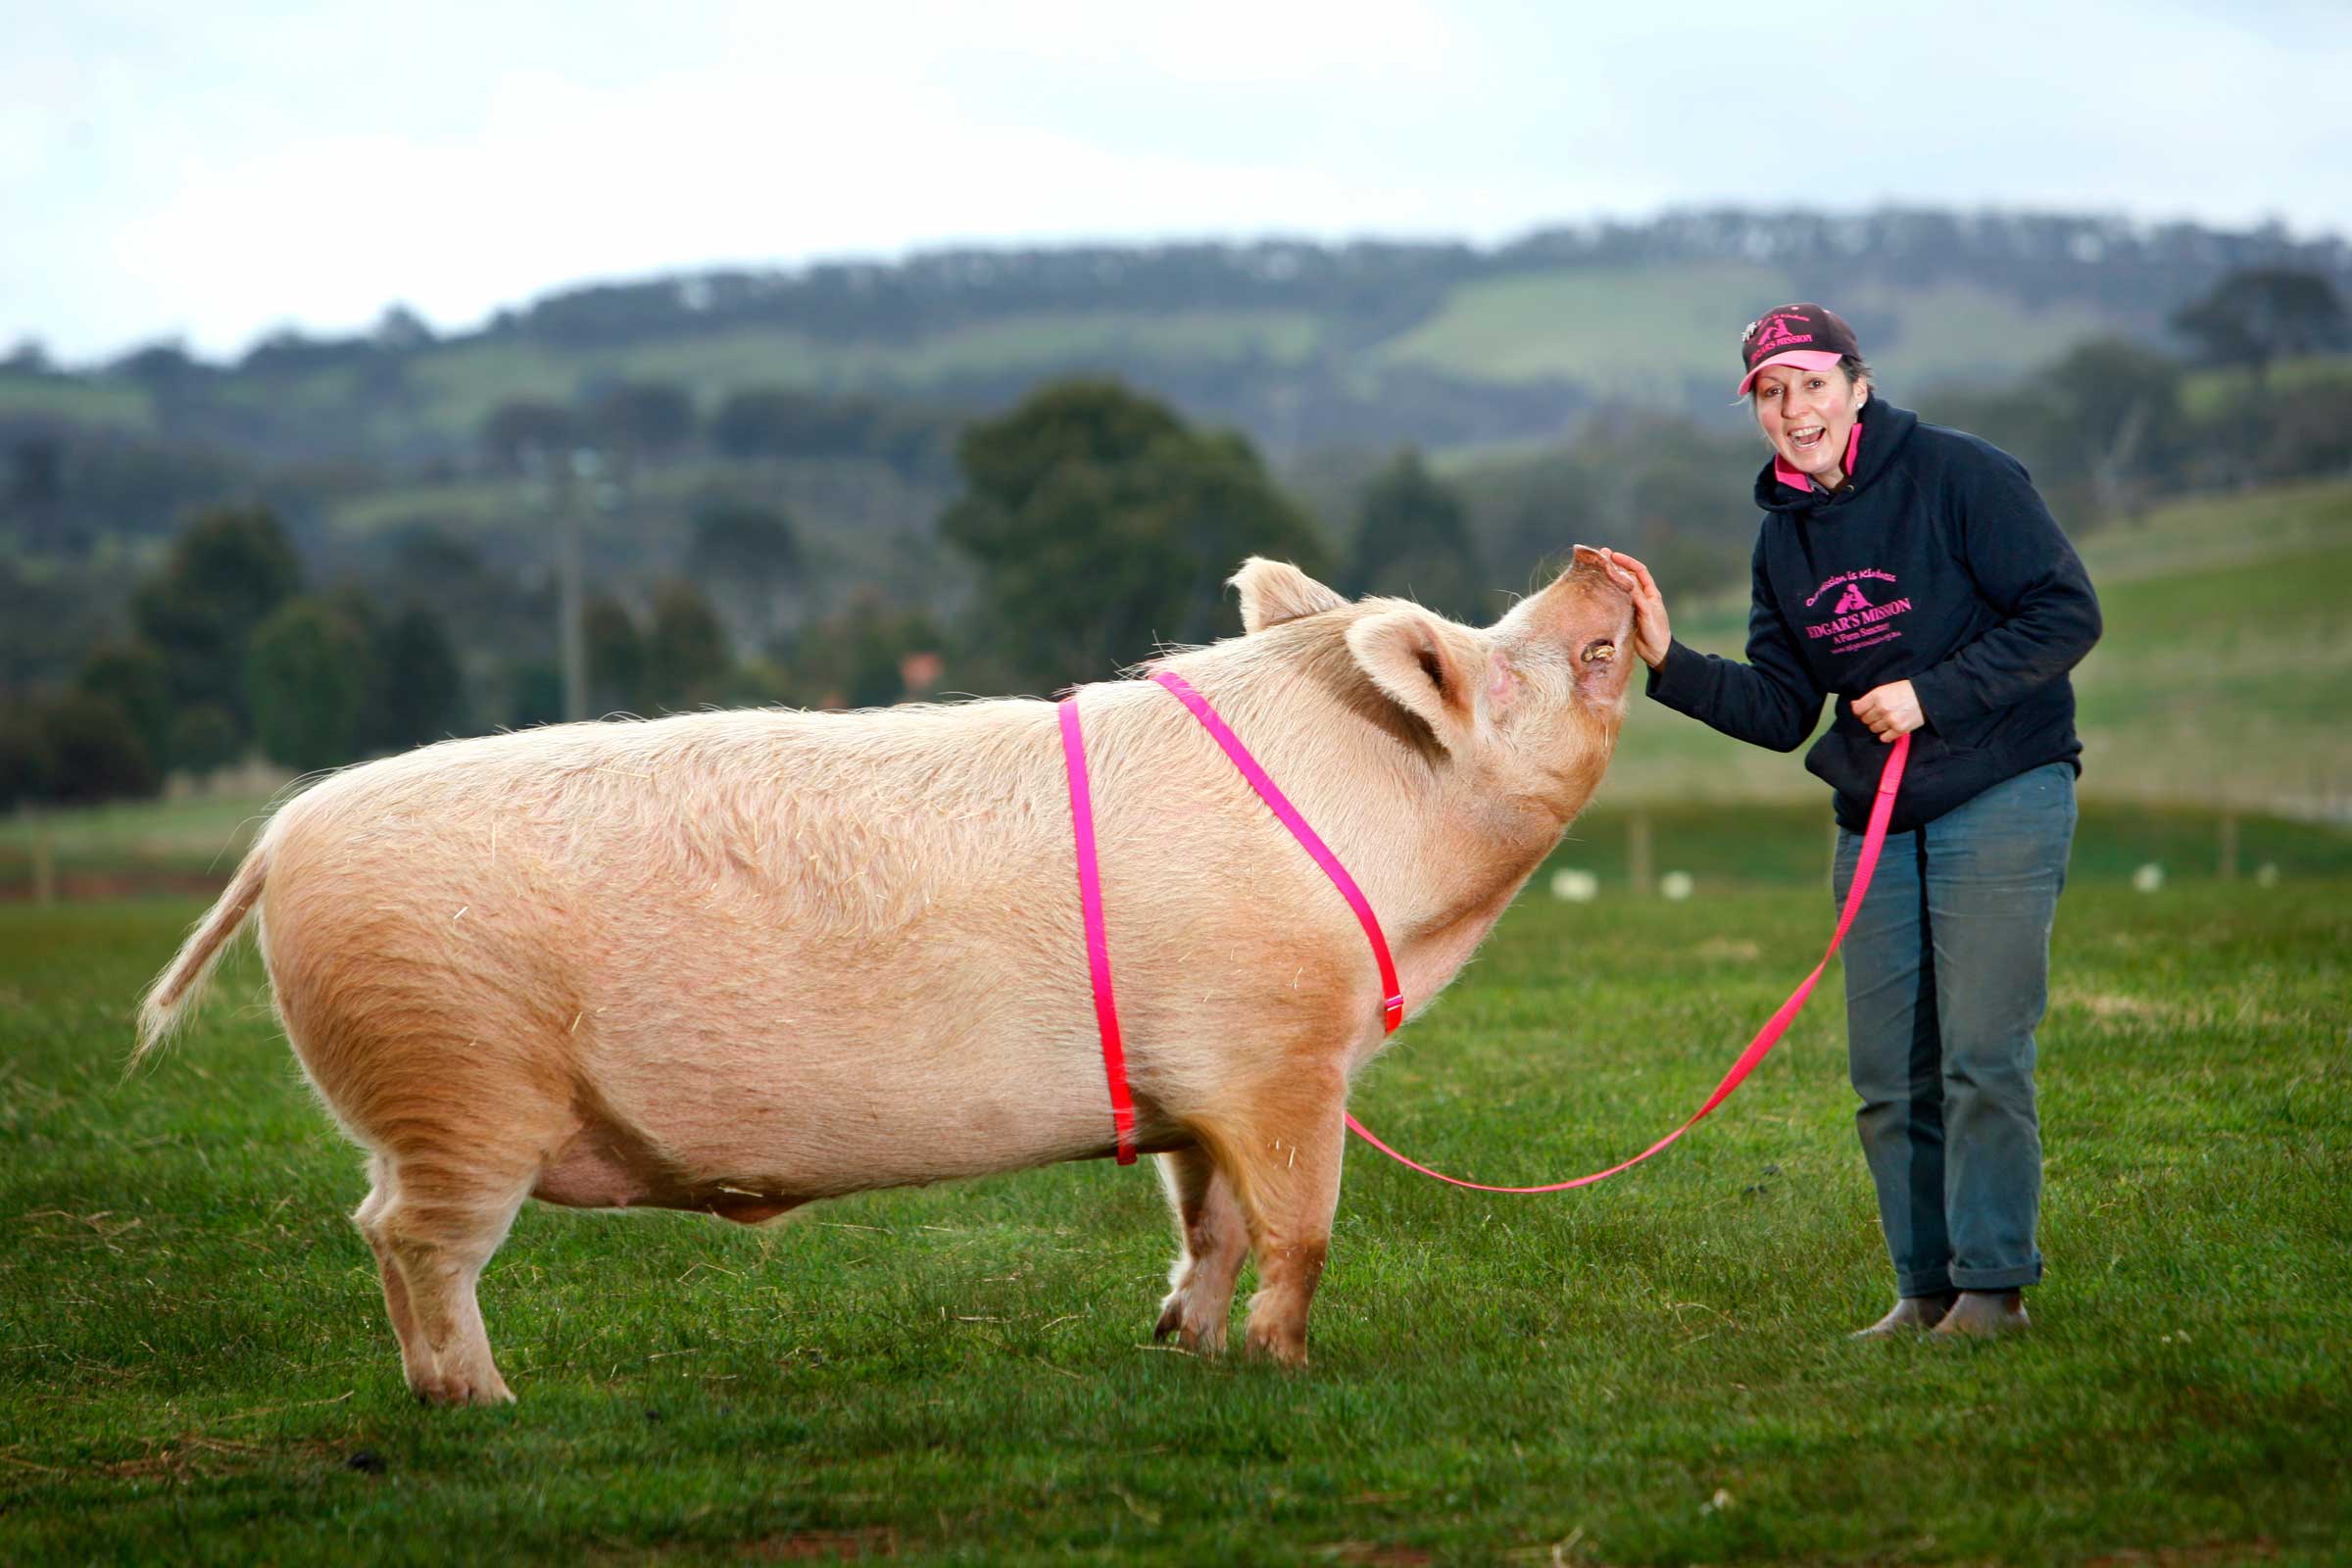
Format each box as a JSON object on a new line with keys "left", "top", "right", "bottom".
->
{"left": 1832, "top": 761, "right": 2077, "bottom": 1297}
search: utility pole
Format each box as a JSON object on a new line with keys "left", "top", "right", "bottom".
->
{"left": 560, "top": 447, "right": 597, "bottom": 724}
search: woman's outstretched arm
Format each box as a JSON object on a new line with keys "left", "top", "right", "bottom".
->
{"left": 1606, "top": 545, "right": 1827, "bottom": 754}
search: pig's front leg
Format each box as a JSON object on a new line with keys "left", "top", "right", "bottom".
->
{"left": 1205, "top": 1064, "right": 1348, "bottom": 1367}
{"left": 1152, "top": 1146, "right": 1250, "bottom": 1354}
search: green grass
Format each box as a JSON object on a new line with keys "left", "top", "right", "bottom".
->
{"left": 1377, "top": 261, "right": 1793, "bottom": 394}
{"left": 1376, "top": 266, "right": 2118, "bottom": 398}
{"left": 0, "top": 369, "right": 153, "bottom": 429}
{"left": 393, "top": 309, "right": 1330, "bottom": 442}
{"left": 3, "top": 888, "right": 2345, "bottom": 1564}
{"left": 1, "top": 793, "right": 284, "bottom": 886}
{"left": 2180, "top": 353, "right": 2352, "bottom": 419}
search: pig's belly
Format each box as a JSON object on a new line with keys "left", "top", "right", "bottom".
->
{"left": 540, "top": 989, "right": 1130, "bottom": 1213}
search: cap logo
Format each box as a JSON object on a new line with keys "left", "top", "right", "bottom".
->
{"left": 1746, "top": 311, "right": 1815, "bottom": 360}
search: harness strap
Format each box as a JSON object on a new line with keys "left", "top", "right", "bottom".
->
{"left": 1151, "top": 671, "right": 1405, "bottom": 1032}
{"left": 1057, "top": 697, "right": 1137, "bottom": 1164}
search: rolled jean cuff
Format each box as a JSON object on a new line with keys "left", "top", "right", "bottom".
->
{"left": 1897, "top": 1267, "right": 1955, "bottom": 1298}
{"left": 1951, "top": 1260, "right": 2043, "bottom": 1291}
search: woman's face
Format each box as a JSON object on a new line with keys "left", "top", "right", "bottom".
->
{"left": 1752, "top": 364, "right": 1869, "bottom": 486}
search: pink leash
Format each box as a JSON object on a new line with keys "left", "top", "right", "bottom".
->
{"left": 1058, "top": 671, "right": 1911, "bottom": 1190}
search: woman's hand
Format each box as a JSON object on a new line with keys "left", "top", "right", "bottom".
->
{"left": 1598, "top": 549, "right": 1672, "bottom": 668}
{"left": 1852, "top": 680, "right": 1924, "bottom": 742}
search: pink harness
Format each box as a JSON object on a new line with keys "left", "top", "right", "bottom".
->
{"left": 1057, "top": 670, "right": 1910, "bottom": 1187}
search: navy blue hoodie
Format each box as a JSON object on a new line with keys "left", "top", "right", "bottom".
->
{"left": 1644, "top": 399, "right": 2103, "bottom": 833}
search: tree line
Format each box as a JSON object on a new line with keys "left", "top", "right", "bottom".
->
{"left": 5, "top": 267, "right": 2347, "bottom": 811}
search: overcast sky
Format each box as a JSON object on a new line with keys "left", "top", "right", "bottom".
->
{"left": 6, "top": 0, "right": 2346, "bottom": 365}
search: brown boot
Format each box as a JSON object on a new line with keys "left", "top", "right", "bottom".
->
{"left": 1852, "top": 1291, "right": 1957, "bottom": 1339}
{"left": 1931, "top": 1289, "right": 2031, "bottom": 1338}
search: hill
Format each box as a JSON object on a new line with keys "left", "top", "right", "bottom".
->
{"left": 7, "top": 207, "right": 2349, "bottom": 475}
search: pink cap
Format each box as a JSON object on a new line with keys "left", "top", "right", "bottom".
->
{"left": 1737, "top": 349, "right": 1845, "bottom": 397}
{"left": 1736, "top": 304, "right": 1862, "bottom": 394}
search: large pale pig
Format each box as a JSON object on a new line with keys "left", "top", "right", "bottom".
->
{"left": 137, "top": 549, "right": 1635, "bottom": 1403}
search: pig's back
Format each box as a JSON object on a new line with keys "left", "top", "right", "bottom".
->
{"left": 266, "top": 700, "right": 1069, "bottom": 931}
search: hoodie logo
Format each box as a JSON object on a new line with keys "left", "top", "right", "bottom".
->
{"left": 1805, "top": 568, "right": 1913, "bottom": 655}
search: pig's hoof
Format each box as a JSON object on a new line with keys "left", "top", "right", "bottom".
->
{"left": 1243, "top": 1324, "right": 1309, "bottom": 1368}
{"left": 411, "top": 1370, "right": 516, "bottom": 1407}
{"left": 1152, "top": 1294, "right": 1228, "bottom": 1355}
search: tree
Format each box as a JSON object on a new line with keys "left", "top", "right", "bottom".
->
{"left": 2252, "top": 372, "right": 2352, "bottom": 482}
{"left": 1345, "top": 450, "right": 1486, "bottom": 621}
{"left": 2044, "top": 338, "right": 2185, "bottom": 516}
{"left": 643, "top": 581, "right": 732, "bottom": 710}
{"left": 508, "top": 661, "right": 564, "bottom": 729}
{"left": 375, "top": 605, "right": 465, "bottom": 752}
{"left": 5, "top": 436, "right": 68, "bottom": 556}
{"left": 76, "top": 639, "right": 173, "bottom": 773}
{"left": 169, "top": 704, "right": 240, "bottom": 775}
{"left": 2172, "top": 268, "right": 2350, "bottom": 385}
{"left": 687, "top": 500, "right": 802, "bottom": 645}
{"left": 588, "top": 381, "right": 697, "bottom": 463}
{"left": 480, "top": 399, "right": 577, "bottom": 471}
{"left": 584, "top": 596, "right": 645, "bottom": 714}
{"left": 3, "top": 337, "right": 53, "bottom": 374}
{"left": 0, "top": 702, "right": 54, "bottom": 809}
{"left": 245, "top": 598, "right": 372, "bottom": 771}
{"left": 130, "top": 505, "right": 302, "bottom": 731}
{"left": 374, "top": 304, "right": 436, "bottom": 351}
{"left": 710, "top": 387, "right": 832, "bottom": 460}
{"left": 942, "top": 379, "right": 1330, "bottom": 688}
{"left": 40, "top": 692, "right": 159, "bottom": 804}
{"left": 784, "top": 591, "right": 943, "bottom": 710}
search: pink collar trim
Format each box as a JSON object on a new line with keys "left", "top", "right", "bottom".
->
{"left": 1056, "top": 671, "right": 1404, "bottom": 1164}
{"left": 1774, "top": 418, "right": 1865, "bottom": 494}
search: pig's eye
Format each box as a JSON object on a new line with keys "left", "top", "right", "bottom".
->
{"left": 1582, "top": 640, "right": 1617, "bottom": 663}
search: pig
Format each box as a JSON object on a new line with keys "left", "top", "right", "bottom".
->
{"left": 136, "top": 549, "right": 1635, "bottom": 1404}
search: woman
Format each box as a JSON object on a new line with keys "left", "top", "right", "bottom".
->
{"left": 1603, "top": 303, "right": 2101, "bottom": 1338}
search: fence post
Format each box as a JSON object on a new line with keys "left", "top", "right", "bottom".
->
{"left": 2218, "top": 810, "right": 2239, "bottom": 882}
{"left": 28, "top": 808, "right": 57, "bottom": 907}
{"left": 1627, "top": 810, "right": 1653, "bottom": 898}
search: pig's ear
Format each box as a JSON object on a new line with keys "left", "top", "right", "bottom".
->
{"left": 1345, "top": 607, "right": 1473, "bottom": 752}
{"left": 1232, "top": 558, "right": 1348, "bottom": 634}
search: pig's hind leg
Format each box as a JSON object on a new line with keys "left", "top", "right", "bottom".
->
{"left": 1196, "top": 1062, "right": 1349, "bottom": 1368}
{"left": 354, "top": 1147, "right": 534, "bottom": 1406}
{"left": 1152, "top": 1146, "right": 1250, "bottom": 1354}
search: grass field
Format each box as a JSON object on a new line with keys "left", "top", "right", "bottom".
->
{"left": 1376, "top": 265, "right": 2118, "bottom": 398}
{"left": 391, "top": 308, "right": 1330, "bottom": 444}
{"left": 3, "top": 884, "right": 2345, "bottom": 1565}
